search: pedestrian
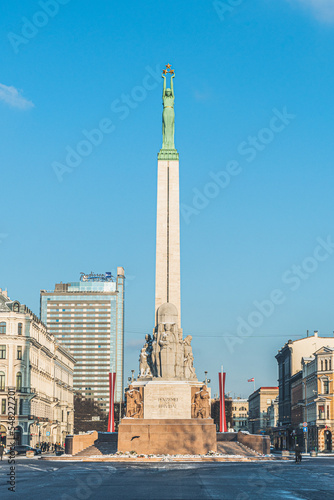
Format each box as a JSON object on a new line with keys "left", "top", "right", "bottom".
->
{"left": 0, "top": 443, "right": 4, "bottom": 461}
{"left": 295, "top": 444, "right": 302, "bottom": 463}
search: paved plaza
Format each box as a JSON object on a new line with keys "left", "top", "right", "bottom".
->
{"left": 1, "top": 456, "right": 334, "bottom": 499}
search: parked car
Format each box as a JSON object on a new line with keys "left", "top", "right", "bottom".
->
{"left": 7, "top": 445, "right": 41, "bottom": 456}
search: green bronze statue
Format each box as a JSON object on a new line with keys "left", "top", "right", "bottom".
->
{"left": 162, "top": 64, "right": 175, "bottom": 150}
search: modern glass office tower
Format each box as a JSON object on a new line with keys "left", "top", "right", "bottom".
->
{"left": 40, "top": 268, "right": 125, "bottom": 411}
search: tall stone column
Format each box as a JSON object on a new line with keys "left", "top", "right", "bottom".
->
{"left": 155, "top": 157, "right": 181, "bottom": 327}
{"left": 154, "top": 64, "right": 181, "bottom": 328}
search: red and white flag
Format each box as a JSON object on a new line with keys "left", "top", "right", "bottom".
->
{"left": 247, "top": 378, "right": 254, "bottom": 382}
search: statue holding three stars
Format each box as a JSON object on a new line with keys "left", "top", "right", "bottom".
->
{"left": 161, "top": 64, "right": 175, "bottom": 150}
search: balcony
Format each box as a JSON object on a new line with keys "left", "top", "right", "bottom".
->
{"left": 0, "top": 386, "right": 36, "bottom": 394}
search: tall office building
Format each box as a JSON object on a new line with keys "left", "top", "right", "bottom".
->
{"left": 40, "top": 268, "right": 125, "bottom": 411}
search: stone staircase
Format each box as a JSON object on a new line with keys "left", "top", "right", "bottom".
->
{"left": 74, "top": 432, "right": 118, "bottom": 457}
{"left": 217, "top": 441, "right": 260, "bottom": 457}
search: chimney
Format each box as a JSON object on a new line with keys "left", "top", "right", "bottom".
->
{"left": 307, "top": 330, "right": 309, "bottom": 337}
{"left": 314, "top": 330, "right": 318, "bottom": 337}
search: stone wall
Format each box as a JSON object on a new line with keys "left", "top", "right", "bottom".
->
{"left": 65, "top": 431, "right": 98, "bottom": 456}
{"left": 216, "top": 431, "right": 270, "bottom": 454}
{"left": 237, "top": 431, "right": 270, "bottom": 455}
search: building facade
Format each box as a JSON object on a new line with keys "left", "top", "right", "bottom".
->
{"left": 248, "top": 387, "right": 279, "bottom": 434}
{"left": 40, "top": 269, "right": 125, "bottom": 411}
{"left": 0, "top": 289, "right": 75, "bottom": 446}
{"left": 275, "top": 332, "right": 334, "bottom": 449}
{"left": 231, "top": 398, "right": 249, "bottom": 432}
{"left": 275, "top": 332, "right": 334, "bottom": 428}
{"left": 302, "top": 346, "right": 334, "bottom": 452}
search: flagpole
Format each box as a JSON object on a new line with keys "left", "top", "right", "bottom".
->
{"left": 253, "top": 379, "right": 255, "bottom": 393}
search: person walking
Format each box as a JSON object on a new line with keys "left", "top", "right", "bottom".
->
{"left": 0, "top": 443, "right": 4, "bottom": 461}
{"left": 295, "top": 444, "right": 302, "bottom": 463}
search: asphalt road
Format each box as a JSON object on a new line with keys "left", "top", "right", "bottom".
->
{"left": 1, "top": 456, "right": 334, "bottom": 500}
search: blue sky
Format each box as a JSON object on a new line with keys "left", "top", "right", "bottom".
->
{"left": 1, "top": 0, "right": 334, "bottom": 398}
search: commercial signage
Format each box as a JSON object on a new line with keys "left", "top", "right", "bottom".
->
{"left": 80, "top": 272, "right": 114, "bottom": 282}
{"left": 92, "top": 416, "right": 100, "bottom": 421}
{"left": 303, "top": 427, "right": 308, "bottom": 433}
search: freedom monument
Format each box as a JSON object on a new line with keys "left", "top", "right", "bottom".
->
{"left": 118, "top": 65, "right": 217, "bottom": 454}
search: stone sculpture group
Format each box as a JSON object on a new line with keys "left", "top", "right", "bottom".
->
{"left": 138, "top": 303, "right": 196, "bottom": 380}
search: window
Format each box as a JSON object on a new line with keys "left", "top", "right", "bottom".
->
{"left": 1, "top": 399, "right": 6, "bottom": 414}
{"left": 330, "top": 359, "right": 332, "bottom": 371}
{"left": 323, "top": 380, "right": 329, "bottom": 394}
{"left": 16, "top": 372, "right": 22, "bottom": 391}
{"left": 0, "top": 372, "right": 5, "bottom": 391}
{"left": 327, "top": 406, "right": 330, "bottom": 420}
{"left": 0, "top": 322, "right": 6, "bottom": 334}
{"left": 321, "top": 360, "right": 323, "bottom": 371}
{"left": 325, "top": 359, "right": 328, "bottom": 371}
{"left": 17, "top": 346, "right": 22, "bottom": 360}
{"left": 13, "top": 303, "right": 19, "bottom": 312}
{"left": 19, "top": 399, "right": 23, "bottom": 415}
{"left": 319, "top": 405, "right": 325, "bottom": 420}
{"left": 18, "top": 323, "right": 22, "bottom": 335}
{"left": 0, "top": 345, "right": 6, "bottom": 359}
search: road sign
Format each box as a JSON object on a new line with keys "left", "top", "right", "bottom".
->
{"left": 303, "top": 422, "right": 307, "bottom": 427}
{"left": 46, "top": 431, "right": 50, "bottom": 436}
{"left": 303, "top": 427, "right": 308, "bottom": 433}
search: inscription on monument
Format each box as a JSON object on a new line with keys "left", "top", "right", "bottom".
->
{"left": 158, "top": 397, "right": 178, "bottom": 409}
{"left": 144, "top": 383, "right": 191, "bottom": 419}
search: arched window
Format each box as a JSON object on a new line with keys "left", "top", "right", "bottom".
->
{"left": 0, "top": 322, "right": 6, "bottom": 334}
{"left": 325, "top": 359, "right": 328, "bottom": 371}
{"left": 18, "top": 323, "right": 22, "bottom": 335}
{"left": 0, "top": 372, "right": 5, "bottom": 391}
{"left": 13, "top": 303, "right": 19, "bottom": 312}
{"left": 16, "top": 372, "right": 22, "bottom": 391}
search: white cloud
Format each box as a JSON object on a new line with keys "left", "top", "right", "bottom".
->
{"left": 292, "top": 0, "right": 334, "bottom": 23}
{"left": 0, "top": 83, "right": 34, "bottom": 110}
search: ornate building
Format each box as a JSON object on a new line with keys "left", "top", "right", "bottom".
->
{"left": 231, "top": 398, "right": 249, "bottom": 432}
{"left": 275, "top": 331, "right": 334, "bottom": 449}
{"left": 0, "top": 289, "right": 75, "bottom": 446}
{"left": 302, "top": 346, "right": 334, "bottom": 452}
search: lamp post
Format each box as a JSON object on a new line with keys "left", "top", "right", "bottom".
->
{"left": 303, "top": 379, "right": 308, "bottom": 454}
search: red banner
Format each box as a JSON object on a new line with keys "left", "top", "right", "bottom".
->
{"left": 219, "top": 372, "right": 227, "bottom": 433}
{"left": 107, "top": 372, "right": 116, "bottom": 432}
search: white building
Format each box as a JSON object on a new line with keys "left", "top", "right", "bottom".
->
{"left": 302, "top": 347, "right": 334, "bottom": 451}
{"left": 231, "top": 398, "right": 249, "bottom": 432}
{"left": 0, "top": 289, "right": 75, "bottom": 447}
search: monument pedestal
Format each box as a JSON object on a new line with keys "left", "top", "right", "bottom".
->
{"left": 118, "top": 418, "right": 217, "bottom": 455}
{"left": 120, "top": 380, "right": 217, "bottom": 455}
